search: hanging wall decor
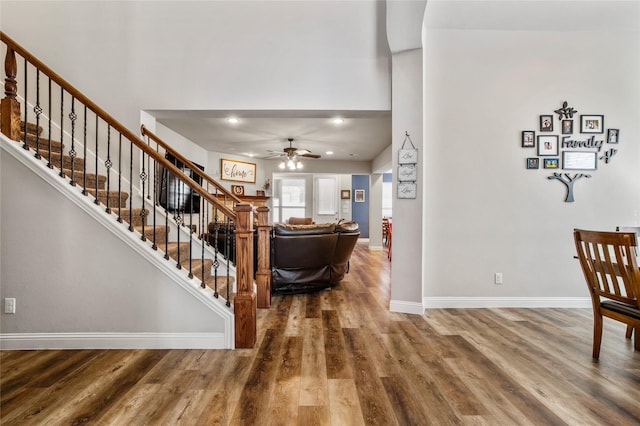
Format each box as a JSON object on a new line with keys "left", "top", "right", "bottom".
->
{"left": 397, "top": 131, "right": 417, "bottom": 199}
{"left": 520, "top": 101, "right": 621, "bottom": 202}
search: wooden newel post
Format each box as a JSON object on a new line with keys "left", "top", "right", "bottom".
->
{"left": 233, "top": 203, "right": 257, "bottom": 348}
{"left": 255, "top": 206, "right": 272, "bottom": 308}
{"left": 1, "top": 46, "right": 21, "bottom": 141}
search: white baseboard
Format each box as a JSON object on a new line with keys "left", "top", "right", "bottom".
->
{"left": 389, "top": 297, "right": 591, "bottom": 314}
{"left": 423, "top": 297, "right": 591, "bottom": 309}
{"left": 389, "top": 300, "right": 425, "bottom": 315}
{"left": 0, "top": 332, "right": 227, "bottom": 350}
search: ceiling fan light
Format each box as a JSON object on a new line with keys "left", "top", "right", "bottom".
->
{"left": 287, "top": 159, "right": 295, "bottom": 169}
{"left": 296, "top": 161, "right": 303, "bottom": 169}
{"left": 279, "top": 161, "right": 286, "bottom": 169}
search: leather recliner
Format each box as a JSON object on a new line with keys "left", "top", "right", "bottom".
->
{"left": 271, "top": 221, "right": 360, "bottom": 294}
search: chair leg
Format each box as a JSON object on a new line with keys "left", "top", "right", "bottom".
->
{"left": 592, "top": 315, "right": 603, "bottom": 360}
{"left": 626, "top": 325, "right": 633, "bottom": 339}
{"left": 634, "top": 328, "right": 639, "bottom": 351}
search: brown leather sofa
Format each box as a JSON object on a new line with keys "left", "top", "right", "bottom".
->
{"left": 271, "top": 221, "right": 360, "bottom": 294}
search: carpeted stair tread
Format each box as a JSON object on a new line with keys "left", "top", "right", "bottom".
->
{"left": 85, "top": 189, "right": 129, "bottom": 208}
{"left": 180, "top": 258, "right": 213, "bottom": 281}
{"left": 62, "top": 168, "right": 106, "bottom": 189}
{"left": 45, "top": 151, "right": 85, "bottom": 172}
{"left": 205, "top": 275, "right": 236, "bottom": 300}
{"left": 21, "top": 132, "right": 64, "bottom": 151}
{"left": 117, "top": 208, "right": 148, "bottom": 227}
{"left": 20, "top": 121, "right": 43, "bottom": 135}
{"left": 166, "top": 242, "right": 191, "bottom": 263}
{"left": 134, "top": 225, "right": 169, "bottom": 246}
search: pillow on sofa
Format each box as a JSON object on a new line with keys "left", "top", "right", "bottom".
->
{"left": 288, "top": 217, "right": 315, "bottom": 225}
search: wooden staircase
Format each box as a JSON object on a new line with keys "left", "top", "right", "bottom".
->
{"left": 17, "top": 120, "right": 231, "bottom": 295}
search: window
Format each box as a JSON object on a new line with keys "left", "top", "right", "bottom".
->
{"left": 382, "top": 181, "right": 393, "bottom": 218}
{"left": 272, "top": 177, "right": 306, "bottom": 223}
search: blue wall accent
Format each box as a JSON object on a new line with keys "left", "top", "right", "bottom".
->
{"left": 352, "top": 175, "right": 369, "bottom": 238}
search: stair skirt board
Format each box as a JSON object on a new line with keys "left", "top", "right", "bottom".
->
{"left": 0, "top": 332, "right": 227, "bottom": 350}
{"left": 2, "top": 133, "right": 235, "bottom": 349}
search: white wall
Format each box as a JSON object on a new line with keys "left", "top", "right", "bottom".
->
{"left": 1, "top": 144, "right": 229, "bottom": 347}
{"left": 422, "top": 27, "right": 640, "bottom": 306}
{"left": 1, "top": 1, "right": 391, "bottom": 134}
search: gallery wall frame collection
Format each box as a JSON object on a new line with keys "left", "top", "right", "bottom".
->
{"left": 397, "top": 131, "right": 418, "bottom": 199}
{"left": 520, "top": 101, "right": 620, "bottom": 202}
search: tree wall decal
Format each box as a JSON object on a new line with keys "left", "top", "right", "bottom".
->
{"left": 547, "top": 173, "right": 591, "bottom": 203}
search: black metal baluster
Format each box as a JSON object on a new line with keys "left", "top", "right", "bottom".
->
{"left": 82, "top": 106, "right": 88, "bottom": 194}
{"left": 164, "top": 186, "right": 170, "bottom": 260}
{"left": 33, "top": 69, "right": 42, "bottom": 159}
{"left": 58, "top": 87, "right": 64, "bottom": 178}
{"left": 93, "top": 114, "right": 99, "bottom": 205}
{"left": 128, "top": 139, "right": 134, "bottom": 231}
{"left": 151, "top": 142, "right": 158, "bottom": 250}
{"left": 212, "top": 213, "right": 220, "bottom": 298}
{"left": 117, "top": 133, "right": 123, "bottom": 223}
{"left": 68, "top": 97, "right": 77, "bottom": 186}
{"left": 201, "top": 196, "right": 206, "bottom": 289}
{"left": 105, "top": 125, "right": 112, "bottom": 214}
{"left": 46, "top": 77, "right": 53, "bottom": 169}
{"left": 140, "top": 151, "right": 147, "bottom": 242}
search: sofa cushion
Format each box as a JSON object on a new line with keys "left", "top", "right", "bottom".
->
{"left": 274, "top": 223, "right": 336, "bottom": 236}
{"left": 288, "top": 217, "right": 314, "bottom": 225}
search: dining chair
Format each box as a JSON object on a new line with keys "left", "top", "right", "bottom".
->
{"left": 382, "top": 218, "right": 390, "bottom": 247}
{"left": 574, "top": 228, "right": 640, "bottom": 360}
{"left": 616, "top": 226, "right": 640, "bottom": 340}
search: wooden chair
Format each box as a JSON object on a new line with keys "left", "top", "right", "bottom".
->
{"left": 574, "top": 229, "right": 640, "bottom": 360}
{"left": 382, "top": 218, "right": 390, "bottom": 246}
{"left": 616, "top": 226, "right": 640, "bottom": 340}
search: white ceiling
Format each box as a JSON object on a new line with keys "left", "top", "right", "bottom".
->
{"left": 151, "top": 109, "right": 392, "bottom": 162}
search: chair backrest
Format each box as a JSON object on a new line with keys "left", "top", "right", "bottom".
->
{"left": 574, "top": 229, "right": 640, "bottom": 307}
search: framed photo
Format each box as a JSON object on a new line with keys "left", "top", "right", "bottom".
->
{"left": 540, "top": 115, "right": 553, "bottom": 132}
{"left": 580, "top": 115, "right": 604, "bottom": 134}
{"left": 231, "top": 185, "right": 245, "bottom": 196}
{"left": 562, "top": 151, "right": 597, "bottom": 170}
{"left": 397, "top": 164, "right": 417, "bottom": 182}
{"left": 256, "top": 190, "right": 266, "bottom": 196}
{"left": 543, "top": 158, "right": 559, "bottom": 169}
{"left": 398, "top": 182, "right": 417, "bottom": 199}
{"left": 537, "top": 135, "right": 558, "bottom": 156}
{"left": 607, "top": 128, "right": 619, "bottom": 144}
{"left": 562, "top": 120, "right": 573, "bottom": 135}
{"left": 220, "top": 158, "right": 256, "bottom": 183}
{"left": 398, "top": 148, "right": 418, "bottom": 164}
{"left": 354, "top": 189, "right": 365, "bottom": 203}
{"left": 526, "top": 158, "right": 539, "bottom": 169}
{"left": 521, "top": 131, "right": 535, "bottom": 148}
{"left": 340, "top": 190, "right": 350, "bottom": 200}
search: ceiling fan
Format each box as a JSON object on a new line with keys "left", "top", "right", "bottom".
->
{"left": 267, "top": 138, "right": 321, "bottom": 170}
{"left": 267, "top": 138, "right": 321, "bottom": 160}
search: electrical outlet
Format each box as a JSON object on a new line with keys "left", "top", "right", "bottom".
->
{"left": 494, "top": 273, "right": 503, "bottom": 285}
{"left": 4, "top": 298, "right": 16, "bottom": 314}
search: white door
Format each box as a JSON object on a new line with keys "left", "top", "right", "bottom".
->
{"left": 314, "top": 175, "right": 338, "bottom": 224}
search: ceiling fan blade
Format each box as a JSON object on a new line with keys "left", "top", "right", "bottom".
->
{"left": 300, "top": 153, "right": 321, "bottom": 159}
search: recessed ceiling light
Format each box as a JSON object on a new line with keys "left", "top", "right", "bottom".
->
{"left": 245, "top": 153, "right": 255, "bottom": 157}
{"left": 331, "top": 118, "right": 344, "bottom": 125}
{"left": 326, "top": 151, "right": 334, "bottom": 155}
{"left": 226, "top": 117, "right": 240, "bottom": 124}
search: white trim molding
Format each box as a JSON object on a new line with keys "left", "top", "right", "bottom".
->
{"left": 389, "top": 300, "right": 425, "bottom": 315}
{"left": 423, "top": 297, "right": 591, "bottom": 309}
{"left": 0, "top": 332, "right": 227, "bottom": 350}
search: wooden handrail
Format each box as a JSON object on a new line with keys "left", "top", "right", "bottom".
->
{"left": 140, "top": 124, "right": 243, "bottom": 205}
{"left": 0, "top": 31, "right": 235, "bottom": 220}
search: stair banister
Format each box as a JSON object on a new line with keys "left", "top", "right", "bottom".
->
{"left": 1, "top": 31, "right": 258, "bottom": 348}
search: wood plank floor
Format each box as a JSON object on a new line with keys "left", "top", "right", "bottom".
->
{"left": 2, "top": 242, "right": 640, "bottom": 425}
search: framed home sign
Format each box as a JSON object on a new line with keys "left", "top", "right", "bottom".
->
{"left": 398, "top": 182, "right": 417, "bottom": 199}
{"left": 220, "top": 158, "right": 256, "bottom": 183}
